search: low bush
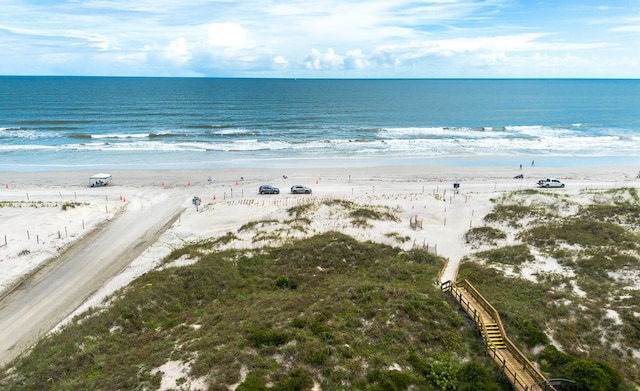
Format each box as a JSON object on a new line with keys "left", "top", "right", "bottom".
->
{"left": 464, "top": 226, "right": 507, "bottom": 246}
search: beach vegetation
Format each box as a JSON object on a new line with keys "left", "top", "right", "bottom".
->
{"left": 213, "top": 231, "right": 240, "bottom": 246}
{"left": 238, "top": 219, "right": 280, "bottom": 232}
{"left": 321, "top": 198, "right": 400, "bottom": 227}
{"left": 286, "top": 202, "right": 317, "bottom": 218}
{"left": 456, "top": 361, "right": 500, "bottom": 391}
{"left": 561, "top": 359, "right": 625, "bottom": 391}
{"left": 385, "top": 231, "right": 411, "bottom": 244}
{"left": 601, "top": 187, "right": 639, "bottom": 203}
{"left": 489, "top": 190, "right": 576, "bottom": 219}
{"left": 322, "top": 198, "right": 356, "bottom": 209}
{"left": 61, "top": 201, "right": 82, "bottom": 210}
{"left": 460, "top": 187, "right": 640, "bottom": 387}
{"left": 0, "top": 200, "right": 88, "bottom": 209}
{"left": 349, "top": 206, "right": 400, "bottom": 227}
{"left": 464, "top": 226, "right": 506, "bottom": 247}
{"left": 518, "top": 218, "right": 638, "bottom": 249}
{"left": 578, "top": 197, "right": 640, "bottom": 227}
{"left": 483, "top": 204, "right": 545, "bottom": 227}
{"left": 0, "top": 232, "right": 509, "bottom": 390}
{"left": 162, "top": 242, "right": 205, "bottom": 263}
{"left": 242, "top": 199, "right": 401, "bottom": 236}
{"left": 474, "top": 244, "right": 534, "bottom": 266}
{"left": 284, "top": 217, "right": 312, "bottom": 233}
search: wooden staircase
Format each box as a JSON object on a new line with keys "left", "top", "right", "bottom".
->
{"left": 483, "top": 323, "right": 507, "bottom": 350}
{"left": 442, "top": 279, "right": 556, "bottom": 391}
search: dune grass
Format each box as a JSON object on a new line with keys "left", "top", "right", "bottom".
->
{"left": 460, "top": 187, "right": 640, "bottom": 389}
{"left": 0, "top": 232, "right": 510, "bottom": 390}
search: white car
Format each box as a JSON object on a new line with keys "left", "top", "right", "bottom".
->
{"left": 537, "top": 178, "right": 565, "bottom": 188}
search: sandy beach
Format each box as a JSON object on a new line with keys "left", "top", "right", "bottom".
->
{"left": 0, "top": 163, "right": 638, "bottom": 369}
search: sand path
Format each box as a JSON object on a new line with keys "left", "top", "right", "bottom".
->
{"left": 0, "top": 188, "right": 185, "bottom": 366}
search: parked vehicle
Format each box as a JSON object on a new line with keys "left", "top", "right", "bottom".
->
{"left": 537, "top": 178, "right": 565, "bottom": 188}
{"left": 290, "top": 185, "right": 312, "bottom": 194}
{"left": 259, "top": 185, "right": 280, "bottom": 194}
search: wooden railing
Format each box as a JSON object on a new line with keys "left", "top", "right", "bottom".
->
{"left": 441, "top": 279, "right": 556, "bottom": 391}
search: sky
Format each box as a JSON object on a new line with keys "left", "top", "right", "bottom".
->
{"left": 0, "top": 0, "right": 638, "bottom": 78}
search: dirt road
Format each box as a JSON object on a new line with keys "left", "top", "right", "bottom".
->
{"left": 0, "top": 189, "right": 185, "bottom": 367}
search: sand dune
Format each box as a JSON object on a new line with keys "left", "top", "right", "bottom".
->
{"left": 0, "top": 164, "right": 638, "bottom": 366}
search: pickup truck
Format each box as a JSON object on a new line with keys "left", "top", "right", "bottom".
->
{"left": 537, "top": 178, "right": 565, "bottom": 188}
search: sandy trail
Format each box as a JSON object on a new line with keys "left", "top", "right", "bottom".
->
{"left": 0, "top": 188, "right": 185, "bottom": 367}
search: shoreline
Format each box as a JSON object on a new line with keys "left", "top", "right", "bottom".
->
{"left": 2, "top": 162, "right": 638, "bottom": 188}
{"left": 1, "top": 154, "right": 639, "bottom": 174}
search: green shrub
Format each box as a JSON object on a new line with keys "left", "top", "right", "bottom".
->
{"left": 214, "top": 232, "right": 239, "bottom": 245}
{"left": 475, "top": 244, "right": 534, "bottom": 266}
{"left": 302, "top": 344, "right": 329, "bottom": 366}
{"left": 247, "top": 328, "right": 289, "bottom": 348}
{"left": 236, "top": 373, "right": 268, "bottom": 391}
{"left": 520, "top": 219, "right": 636, "bottom": 248}
{"left": 464, "top": 226, "right": 507, "bottom": 246}
{"left": 560, "top": 359, "right": 625, "bottom": 391}
{"left": 519, "top": 321, "right": 549, "bottom": 348}
{"left": 484, "top": 204, "right": 544, "bottom": 226}
{"left": 427, "top": 353, "right": 460, "bottom": 391}
{"left": 537, "top": 345, "right": 574, "bottom": 374}
{"left": 275, "top": 275, "right": 290, "bottom": 289}
{"left": 366, "top": 369, "right": 420, "bottom": 390}
{"left": 61, "top": 201, "right": 81, "bottom": 210}
{"left": 273, "top": 368, "right": 313, "bottom": 391}
{"left": 457, "top": 362, "right": 499, "bottom": 391}
{"left": 286, "top": 202, "right": 316, "bottom": 218}
{"left": 579, "top": 201, "right": 640, "bottom": 226}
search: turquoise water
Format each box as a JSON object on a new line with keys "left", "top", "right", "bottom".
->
{"left": 1, "top": 77, "right": 639, "bottom": 171}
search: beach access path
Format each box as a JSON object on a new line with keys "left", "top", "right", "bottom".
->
{"left": 0, "top": 189, "right": 185, "bottom": 367}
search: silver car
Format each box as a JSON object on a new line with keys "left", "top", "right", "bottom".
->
{"left": 259, "top": 185, "right": 280, "bottom": 194}
{"left": 537, "top": 178, "right": 565, "bottom": 188}
{"left": 290, "top": 185, "right": 312, "bottom": 194}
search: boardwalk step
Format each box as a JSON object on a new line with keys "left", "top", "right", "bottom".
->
{"left": 483, "top": 323, "right": 506, "bottom": 349}
{"left": 445, "top": 283, "right": 551, "bottom": 387}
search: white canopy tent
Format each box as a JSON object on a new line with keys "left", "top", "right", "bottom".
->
{"left": 89, "top": 173, "right": 112, "bottom": 187}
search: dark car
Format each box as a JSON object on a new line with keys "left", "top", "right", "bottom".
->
{"left": 259, "top": 185, "right": 280, "bottom": 194}
{"left": 290, "top": 185, "right": 312, "bottom": 194}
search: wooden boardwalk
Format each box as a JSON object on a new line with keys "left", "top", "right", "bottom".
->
{"left": 442, "top": 279, "right": 556, "bottom": 391}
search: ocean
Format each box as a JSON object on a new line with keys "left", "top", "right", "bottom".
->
{"left": 1, "top": 77, "right": 639, "bottom": 171}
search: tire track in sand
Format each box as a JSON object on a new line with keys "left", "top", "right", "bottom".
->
{"left": 0, "top": 190, "right": 185, "bottom": 367}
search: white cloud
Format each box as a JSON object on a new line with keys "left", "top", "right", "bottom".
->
{"left": 0, "top": 0, "right": 637, "bottom": 77}
{"left": 86, "top": 33, "right": 119, "bottom": 51}
{"left": 208, "top": 23, "right": 249, "bottom": 48}
{"left": 344, "top": 49, "right": 369, "bottom": 70}
{"left": 611, "top": 25, "right": 640, "bottom": 33}
{"left": 166, "top": 37, "right": 191, "bottom": 63}
{"left": 272, "top": 55, "right": 289, "bottom": 69}
{"left": 303, "top": 48, "right": 344, "bottom": 70}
